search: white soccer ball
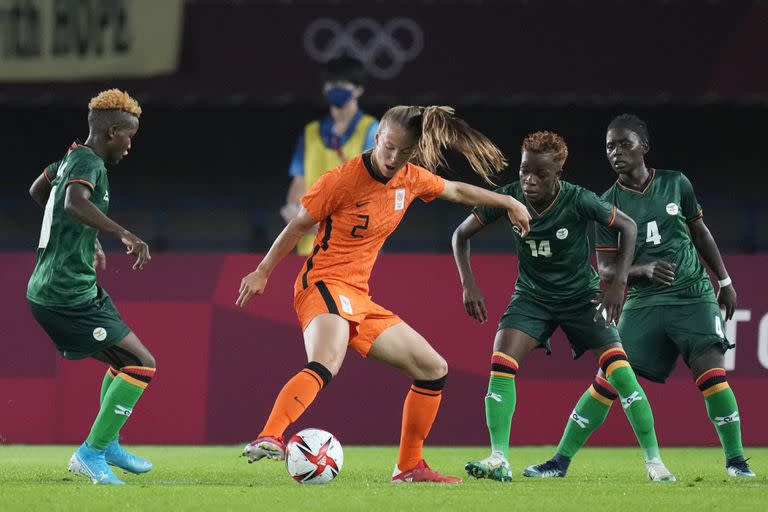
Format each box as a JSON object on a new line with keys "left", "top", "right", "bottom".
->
{"left": 285, "top": 428, "right": 344, "bottom": 484}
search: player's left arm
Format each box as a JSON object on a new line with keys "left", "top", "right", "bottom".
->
{"left": 595, "top": 209, "right": 637, "bottom": 326}
{"left": 29, "top": 170, "right": 52, "bottom": 208}
{"left": 688, "top": 218, "right": 736, "bottom": 320}
{"left": 439, "top": 180, "right": 531, "bottom": 236}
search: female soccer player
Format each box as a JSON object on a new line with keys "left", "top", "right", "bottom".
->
{"left": 528, "top": 115, "right": 754, "bottom": 478}
{"left": 236, "top": 105, "right": 531, "bottom": 483}
{"left": 27, "top": 89, "right": 155, "bottom": 485}
{"left": 454, "top": 131, "right": 674, "bottom": 482}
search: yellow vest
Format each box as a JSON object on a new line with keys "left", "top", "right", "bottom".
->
{"left": 297, "top": 114, "right": 377, "bottom": 255}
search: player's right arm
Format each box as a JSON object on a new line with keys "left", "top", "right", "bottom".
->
{"left": 452, "top": 213, "right": 489, "bottom": 323}
{"left": 29, "top": 168, "right": 53, "bottom": 208}
{"left": 237, "top": 207, "right": 317, "bottom": 307}
{"left": 64, "top": 183, "right": 150, "bottom": 270}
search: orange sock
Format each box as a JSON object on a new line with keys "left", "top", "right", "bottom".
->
{"left": 259, "top": 362, "right": 331, "bottom": 438}
{"left": 397, "top": 377, "right": 446, "bottom": 471}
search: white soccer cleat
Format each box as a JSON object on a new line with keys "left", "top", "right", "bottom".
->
{"left": 645, "top": 458, "right": 676, "bottom": 482}
{"left": 465, "top": 452, "right": 512, "bottom": 482}
{"left": 242, "top": 435, "right": 286, "bottom": 463}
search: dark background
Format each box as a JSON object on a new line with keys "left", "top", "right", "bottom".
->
{"left": 2, "top": 0, "right": 767, "bottom": 252}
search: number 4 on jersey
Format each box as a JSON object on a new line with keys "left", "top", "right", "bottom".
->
{"left": 646, "top": 220, "right": 662, "bottom": 245}
{"left": 526, "top": 240, "right": 552, "bottom": 257}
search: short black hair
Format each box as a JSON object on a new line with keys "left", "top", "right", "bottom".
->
{"left": 321, "top": 56, "right": 366, "bottom": 86}
{"left": 608, "top": 114, "right": 649, "bottom": 145}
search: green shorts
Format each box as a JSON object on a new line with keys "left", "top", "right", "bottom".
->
{"left": 28, "top": 286, "right": 131, "bottom": 360}
{"left": 618, "top": 302, "right": 732, "bottom": 383}
{"left": 498, "top": 293, "right": 621, "bottom": 359}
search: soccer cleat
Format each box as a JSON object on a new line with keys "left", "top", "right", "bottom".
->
{"left": 645, "top": 458, "right": 676, "bottom": 482}
{"left": 242, "top": 435, "right": 286, "bottom": 463}
{"left": 68, "top": 442, "right": 125, "bottom": 485}
{"left": 523, "top": 458, "right": 567, "bottom": 478}
{"left": 465, "top": 452, "right": 512, "bottom": 482}
{"left": 391, "top": 459, "right": 462, "bottom": 484}
{"left": 727, "top": 459, "right": 756, "bottom": 478}
{"left": 105, "top": 439, "right": 153, "bottom": 474}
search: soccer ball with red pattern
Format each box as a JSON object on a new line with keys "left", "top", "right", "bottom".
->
{"left": 285, "top": 428, "right": 344, "bottom": 484}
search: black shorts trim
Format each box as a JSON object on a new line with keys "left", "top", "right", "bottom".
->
{"left": 314, "top": 280, "right": 340, "bottom": 315}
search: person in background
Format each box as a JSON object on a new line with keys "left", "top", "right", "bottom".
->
{"left": 282, "top": 56, "right": 379, "bottom": 255}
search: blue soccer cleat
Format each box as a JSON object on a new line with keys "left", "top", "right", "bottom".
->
{"left": 105, "top": 439, "right": 153, "bottom": 474}
{"left": 68, "top": 442, "right": 125, "bottom": 485}
{"left": 523, "top": 460, "right": 567, "bottom": 478}
{"left": 727, "top": 457, "right": 756, "bottom": 478}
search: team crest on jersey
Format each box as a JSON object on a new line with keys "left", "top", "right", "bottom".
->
{"left": 103, "top": 191, "right": 109, "bottom": 202}
{"left": 338, "top": 294, "right": 353, "bottom": 314}
{"left": 512, "top": 225, "right": 522, "bottom": 236}
{"left": 92, "top": 327, "right": 107, "bottom": 341}
{"left": 666, "top": 203, "right": 679, "bottom": 215}
{"left": 394, "top": 188, "right": 406, "bottom": 211}
{"left": 556, "top": 228, "right": 569, "bottom": 239}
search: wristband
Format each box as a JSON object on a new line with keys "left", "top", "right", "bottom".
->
{"left": 718, "top": 277, "right": 732, "bottom": 288}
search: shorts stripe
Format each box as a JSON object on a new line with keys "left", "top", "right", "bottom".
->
{"left": 301, "top": 216, "right": 333, "bottom": 289}
{"left": 314, "top": 281, "right": 340, "bottom": 315}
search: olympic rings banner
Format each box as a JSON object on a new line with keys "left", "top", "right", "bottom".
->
{"left": 0, "top": 0, "right": 183, "bottom": 81}
{"left": 1, "top": 1, "right": 767, "bottom": 101}
{"left": 1, "top": 253, "right": 767, "bottom": 446}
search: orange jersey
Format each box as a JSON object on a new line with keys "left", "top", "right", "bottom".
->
{"left": 295, "top": 152, "right": 445, "bottom": 295}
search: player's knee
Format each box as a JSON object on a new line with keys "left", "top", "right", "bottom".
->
{"left": 423, "top": 355, "right": 448, "bottom": 381}
{"left": 141, "top": 352, "right": 156, "bottom": 369}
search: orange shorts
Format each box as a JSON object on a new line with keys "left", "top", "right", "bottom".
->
{"left": 294, "top": 280, "right": 402, "bottom": 357}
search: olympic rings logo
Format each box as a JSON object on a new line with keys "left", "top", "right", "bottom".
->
{"left": 303, "top": 17, "right": 424, "bottom": 80}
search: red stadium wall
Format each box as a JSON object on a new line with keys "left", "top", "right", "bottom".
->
{"left": 2, "top": 253, "right": 767, "bottom": 446}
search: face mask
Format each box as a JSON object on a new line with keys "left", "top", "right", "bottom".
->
{"left": 325, "top": 87, "right": 354, "bottom": 108}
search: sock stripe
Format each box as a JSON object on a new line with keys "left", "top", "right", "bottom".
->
{"left": 116, "top": 372, "right": 149, "bottom": 389}
{"left": 492, "top": 352, "right": 519, "bottom": 369}
{"left": 696, "top": 368, "right": 726, "bottom": 386}
{"left": 107, "top": 367, "right": 119, "bottom": 378}
{"left": 588, "top": 385, "right": 614, "bottom": 406}
{"left": 702, "top": 381, "right": 730, "bottom": 398}
{"left": 595, "top": 375, "right": 617, "bottom": 395}
{"left": 599, "top": 349, "right": 629, "bottom": 377}
{"left": 414, "top": 375, "right": 447, "bottom": 391}
{"left": 491, "top": 352, "right": 518, "bottom": 378}
{"left": 410, "top": 385, "right": 441, "bottom": 397}
{"left": 301, "top": 369, "right": 324, "bottom": 390}
{"left": 305, "top": 361, "right": 332, "bottom": 387}
{"left": 591, "top": 377, "right": 618, "bottom": 402}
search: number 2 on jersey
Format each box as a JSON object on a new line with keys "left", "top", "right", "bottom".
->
{"left": 526, "top": 239, "right": 551, "bottom": 257}
{"left": 646, "top": 220, "right": 662, "bottom": 245}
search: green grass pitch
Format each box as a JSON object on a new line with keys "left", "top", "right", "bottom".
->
{"left": 1, "top": 446, "right": 765, "bottom": 511}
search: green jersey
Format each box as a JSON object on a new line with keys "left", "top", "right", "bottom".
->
{"left": 27, "top": 144, "right": 110, "bottom": 307}
{"left": 595, "top": 169, "right": 715, "bottom": 310}
{"left": 474, "top": 180, "right": 616, "bottom": 303}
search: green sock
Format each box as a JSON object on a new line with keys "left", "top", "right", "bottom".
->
{"left": 697, "top": 369, "right": 744, "bottom": 461}
{"left": 98, "top": 368, "right": 119, "bottom": 444}
{"left": 486, "top": 375, "right": 516, "bottom": 458}
{"left": 556, "top": 378, "right": 615, "bottom": 458}
{"left": 86, "top": 367, "right": 154, "bottom": 450}
{"left": 100, "top": 367, "right": 117, "bottom": 403}
{"left": 605, "top": 362, "right": 660, "bottom": 461}
{"left": 485, "top": 352, "right": 519, "bottom": 459}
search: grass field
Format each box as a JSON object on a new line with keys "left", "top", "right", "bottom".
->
{"left": 1, "top": 446, "right": 765, "bottom": 511}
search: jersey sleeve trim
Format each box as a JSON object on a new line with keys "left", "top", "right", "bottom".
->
{"left": 471, "top": 209, "right": 487, "bottom": 226}
{"left": 43, "top": 167, "right": 52, "bottom": 183}
{"left": 67, "top": 178, "right": 95, "bottom": 191}
{"left": 686, "top": 209, "right": 704, "bottom": 223}
{"left": 606, "top": 205, "right": 617, "bottom": 226}
{"left": 595, "top": 245, "right": 618, "bottom": 252}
